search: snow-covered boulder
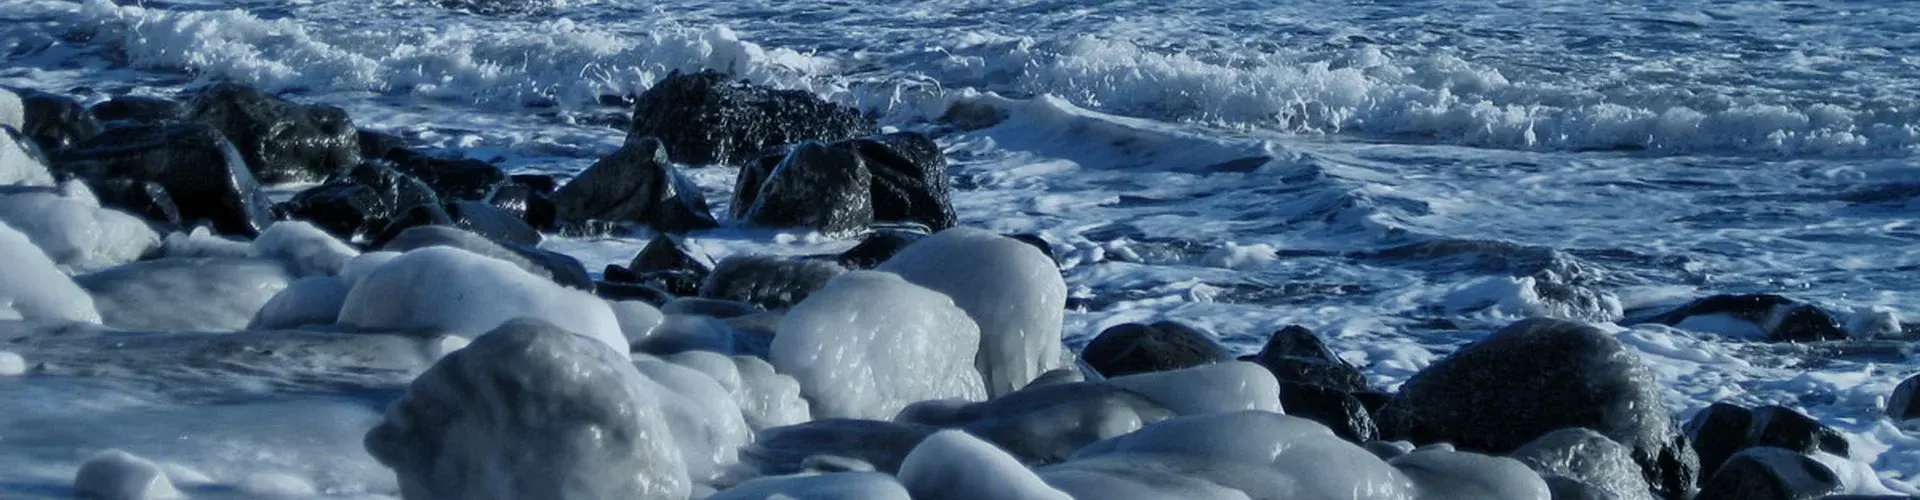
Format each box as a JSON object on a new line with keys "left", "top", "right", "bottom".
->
{"left": 1510, "top": 428, "right": 1656, "bottom": 500}
{"left": 1040, "top": 411, "right": 1416, "bottom": 499}
{"left": 336, "top": 246, "right": 623, "bottom": 353}
{"left": 365, "top": 319, "right": 690, "bottom": 500}
{"left": 878, "top": 227, "right": 1067, "bottom": 396}
{"left": 771, "top": 270, "right": 986, "bottom": 419}
{"left": 633, "top": 355, "right": 753, "bottom": 485}
{"left": 75, "top": 258, "right": 293, "bottom": 331}
{"left": 1106, "top": 361, "right": 1283, "bottom": 416}
{"left": 0, "top": 182, "right": 160, "bottom": 273}
{"left": 898, "top": 430, "right": 1072, "bottom": 500}
{"left": 73, "top": 449, "right": 182, "bottom": 500}
{"left": 0, "top": 220, "right": 100, "bottom": 323}
{"left": 248, "top": 276, "right": 352, "bottom": 330}
{"left": 250, "top": 220, "right": 358, "bottom": 277}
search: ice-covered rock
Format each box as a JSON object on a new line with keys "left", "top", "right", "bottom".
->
{"left": 1040, "top": 411, "right": 1417, "bottom": 499}
{"left": 1889, "top": 374, "right": 1920, "bottom": 425}
{"left": 1, "top": 125, "right": 55, "bottom": 186}
{"left": 248, "top": 276, "right": 352, "bottom": 330}
{"left": 633, "top": 355, "right": 753, "bottom": 485}
{"left": 702, "top": 255, "right": 846, "bottom": 309}
{"left": 878, "top": 227, "right": 1067, "bottom": 396}
{"left": 662, "top": 351, "right": 810, "bottom": 431}
{"left": 1389, "top": 448, "right": 1551, "bottom": 499}
{"left": 629, "top": 70, "right": 876, "bottom": 166}
{"left": 237, "top": 472, "right": 319, "bottom": 497}
{"left": 187, "top": 83, "right": 360, "bottom": 184}
{"left": 0, "top": 182, "right": 161, "bottom": 273}
{"left": 1105, "top": 361, "right": 1282, "bottom": 416}
{"left": 76, "top": 258, "right": 294, "bottom": 332}
{"left": 739, "top": 419, "right": 939, "bottom": 477}
{"left": 0, "top": 221, "right": 100, "bottom": 323}
{"left": 1081, "top": 320, "right": 1231, "bottom": 377}
{"left": 897, "top": 430, "right": 1073, "bottom": 500}
{"left": 1379, "top": 318, "right": 1697, "bottom": 499}
{"left": 159, "top": 226, "right": 252, "bottom": 259}
{"left": 709, "top": 472, "right": 910, "bottom": 500}
{"left": 611, "top": 300, "right": 667, "bottom": 346}
{"left": 0, "top": 350, "right": 25, "bottom": 375}
{"left": 74, "top": 449, "right": 182, "bottom": 500}
{"left": 894, "top": 379, "right": 1174, "bottom": 463}
{"left": 250, "top": 221, "right": 358, "bottom": 277}
{"left": 1510, "top": 428, "right": 1656, "bottom": 500}
{"left": 89, "top": 178, "right": 182, "bottom": 225}
{"left": 337, "top": 247, "right": 624, "bottom": 353}
{"left": 382, "top": 225, "right": 589, "bottom": 289}
{"left": 632, "top": 314, "right": 734, "bottom": 355}
{"left": 772, "top": 270, "right": 986, "bottom": 419}
{"left": 366, "top": 319, "right": 689, "bottom": 500}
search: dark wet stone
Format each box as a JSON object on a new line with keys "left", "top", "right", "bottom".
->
{"left": 659, "top": 297, "right": 762, "bottom": 319}
{"left": 1511, "top": 428, "right": 1658, "bottom": 500}
{"left": 1634, "top": 294, "right": 1847, "bottom": 343}
{"left": 1279, "top": 381, "right": 1377, "bottom": 443}
{"left": 355, "top": 129, "right": 410, "bottom": 162}
{"left": 1242, "top": 325, "right": 1369, "bottom": 393}
{"left": 88, "top": 178, "right": 182, "bottom": 226}
{"left": 89, "top": 95, "right": 184, "bottom": 125}
{"left": 445, "top": 200, "right": 541, "bottom": 247}
{"left": 851, "top": 132, "right": 956, "bottom": 231}
{"left": 1379, "top": 318, "right": 1698, "bottom": 500}
{"left": 16, "top": 89, "right": 103, "bottom": 151}
{"left": 593, "top": 281, "right": 673, "bottom": 305}
{"left": 53, "top": 123, "right": 274, "bottom": 236}
{"left": 1888, "top": 374, "right": 1920, "bottom": 423}
{"left": 1749, "top": 406, "right": 1850, "bottom": 458}
{"left": 736, "top": 140, "right": 873, "bottom": 237}
{"left": 371, "top": 203, "right": 456, "bottom": 246}
{"left": 510, "top": 173, "right": 556, "bottom": 194}
{"left": 485, "top": 183, "right": 558, "bottom": 231}
{"left": 896, "top": 381, "right": 1174, "bottom": 464}
{"left": 1079, "top": 321, "right": 1231, "bottom": 378}
{"left": 1696, "top": 447, "right": 1841, "bottom": 500}
{"left": 700, "top": 255, "right": 846, "bottom": 310}
{"left": 280, "top": 162, "right": 442, "bottom": 242}
{"left": 834, "top": 230, "right": 927, "bottom": 269}
{"left": 629, "top": 70, "right": 876, "bottom": 166}
{"left": 1687, "top": 402, "right": 1756, "bottom": 482}
{"left": 186, "top": 83, "right": 360, "bottom": 184}
{"left": 4, "top": 125, "right": 52, "bottom": 167}
{"left": 389, "top": 152, "right": 507, "bottom": 201}
{"left": 551, "top": 138, "right": 717, "bottom": 233}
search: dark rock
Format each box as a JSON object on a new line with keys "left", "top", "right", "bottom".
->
{"left": 895, "top": 381, "right": 1174, "bottom": 464}
{"left": 53, "top": 123, "right": 274, "bottom": 236}
{"left": 355, "top": 129, "right": 410, "bottom": 161}
{"left": 659, "top": 298, "right": 762, "bottom": 319}
{"left": 89, "top": 95, "right": 184, "bottom": 125}
{"left": 736, "top": 140, "right": 873, "bottom": 236}
{"left": 1008, "top": 233, "right": 1057, "bottom": 263}
{"left": 550, "top": 138, "right": 717, "bottom": 233}
{"left": 629, "top": 70, "right": 876, "bottom": 166}
{"left": 1889, "top": 374, "right": 1920, "bottom": 423}
{"left": 1379, "top": 318, "right": 1698, "bottom": 500}
{"left": 280, "top": 162, "right": 442, "bottom": 242}
{"left": 389, "top": 153, "right": 507, "bottom": 201}
{"left": 612, "top": 234, "right": 713, "bottom": 296}
{"left": 1634, "top": 294, "right": 1846, "bottom": 343}
{"left": 835, "top": 230, "right": 926, "bottom": 268}
{"left": 1242, "top": 325, "right": 1369, "bottom": 393}
{"left": 741, "top": 419, "right": 937, "bottom": 476}
{"left": 1543, "top": 475, "right": 1615, "bottom": 500}
{"left": 186, "top": 83, "right": 360, "bottom": 184}
{"left": 444, "top": 200, "right": 541, "bottom": 247}
{"left": 1696, "top": 447, "right": 1841, "bottom": 500}
{"left": 371, "top": 203, "right": 455, "bottom": 246}
{"left": 88, "top": 178, "right": 182, "bottom": 226}
{"left": 1079, "top": 321, "right": 1231, "bottom": 377}
{"left": 16, "top": 89, "right": 103, "bottom": 151}
{"left": 851, "top": 132, "right": 956, "bottom": 231}
{"left": 700, "top": 255, "right": 846, "bottom": 310}
{"left": 508, "top": 244, "right": 592, "bottom": 291}
{"left": 4, "top": 125, "right": 53, "bottom": 167}
{"left": 510, "top": 174, "right": 556, "bottom": 194}
{"left": 485, "top": 183, "right": 557, "bottom": 231}
{"left": 593, "top": 281, "right": 673, "bottom": 305}
{"left": 1687, "top": 403, "right": 1756, "bottom": 482}
{"left": 1278, "top": 382, "right": 1377, "bottom": 443}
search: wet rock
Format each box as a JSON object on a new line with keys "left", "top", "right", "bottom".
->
{"left": 608, "top": 234, "right": 712, "bottom": 296}
{"left": 1696, "top": 447, "right": 1842, "bottom": 500}
{"left": 485, "top": 182, "right": 557, "bottom": 231}
{"left": 1687, "top": 403, "right": 1849, "bottom": 482}
{"left": 1079, "top": 321, "right": 1231, "bottom": 378}
{"left": 851, "top": 132, "right": 956, "bottom": 231}
{"left": 896, "top": 381, "right": 1175, "bottom": 464}
{"left": 1635, "top": 294, "right": 1847, "bottom": 343}
{"left": 389, "top": 152, "right": 506, "bottom": 201}
{"left": 53, "top": 123, "right": 274, "bottom": 236}
{"left": 1688, "top": 403, "right": 1756, "bottom": 483}
{"left": 736, "top": 141, "right": 873, "bottom": 236}
{"left": 1278, "top": 382, "right": 1378, "bottom": 443}
{"left": 279, "top": 162, "right": 442, "bottom": 242}
{"left": 445, "top": 200, "right": 541, "bottom": 247}
{"left": 1242, "top": 325, "right": 1369, "bottom": 393}
{"left": 835, "top": 230, "right": 926, "bottom": 269}
{"left": 629, "top": 70, "right": 876, "bottom": 166}
{"left": 1888, "top": 374, "right": 1920, "bottom": 423}
{"left": 1380, "top": 318, "right": 1699, "bottom": 500}
{"left": 89, "top": 95, "right": 184, "bottom": 125}
{"left": 551, "top": 138, "right": 717, "bottom": 233}
{"left": 186, "top": 83, "right": 360, "bottom": 184}
{"left": 595, "top": 281, "right": 674, "bottom": 305}
{"left": 371, "top": 203, "right": 455, "bottom": 245}
{"left": 16, "top": 89, "right": 103, "bottom": 151}
{"left": 701, "top": 255, "right": 846, "bottom": 310}
{"left": 510, "top": 173, "right": 556, "bottom": 194}
{"left": 89, "top": 178, "right": 182, "bottom": 226}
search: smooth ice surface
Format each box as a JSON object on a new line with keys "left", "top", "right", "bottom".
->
{"left": 772, "top": 270, "right": 987, "bottom": 419}
{"left": 1105, "top": 361, "right": 1282, "bottom": 416}
{"left": 1389, "top": 449, "right": 1551, "bottom": 500}
{"left": 610, "top": 300, "right": 666, "bottom": 346}
{"left": 0, "top": 129, "right": 54, "bottom": 186}
{"left": 632, "top": 354, "right": 753, "bottom": 485}
{"left": 897, "top": 430, "right": 1073, "bottom": 500}
{"left": 878, "top": 227, "right": 1067, "bottom": 396}
{"left": 158, "top": 227, "right": 252, "bottom": 260}
{"left": 708, "top": 472, "right": 911, "bottom": 500}
{"left": 247, "top": 276, "right": 352, "bottom": 330}
{"left": 1509, "top": 428, "right": 1655, "bottom": 500}
{"left": 337, "top": 246, "right": 624, "bottom": 352}
{"left": 0, "top": 221, "right": 99, "bottom": 323}
{"left": 663, "top": 350, "right": 811, "bottom": 431}
{"left": 1043, "top": 411, "right": 1416, "bottom": 499}
{"left": 365, "top": 319, "right": 690, "bottom": 500}
{"left": 250, "top": 221, "right": 359, "bottom": 277}
{"left": 76, "top": 258, "right": 294, "bottom": 332}
{"left": 0, "top": 183, "right": 161, "bottom": 274}
{"left": 73, "top": 449, "right": 181, "bottom": 500}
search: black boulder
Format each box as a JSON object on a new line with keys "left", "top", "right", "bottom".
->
{"left": 53, "top": 123, "right": 274, "bottom": 236}
{"left": 186, "top": 83, "right": 360, "bottom": 184}
{"left": 629, "top": 70, "right": 876, "bottom": 166}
